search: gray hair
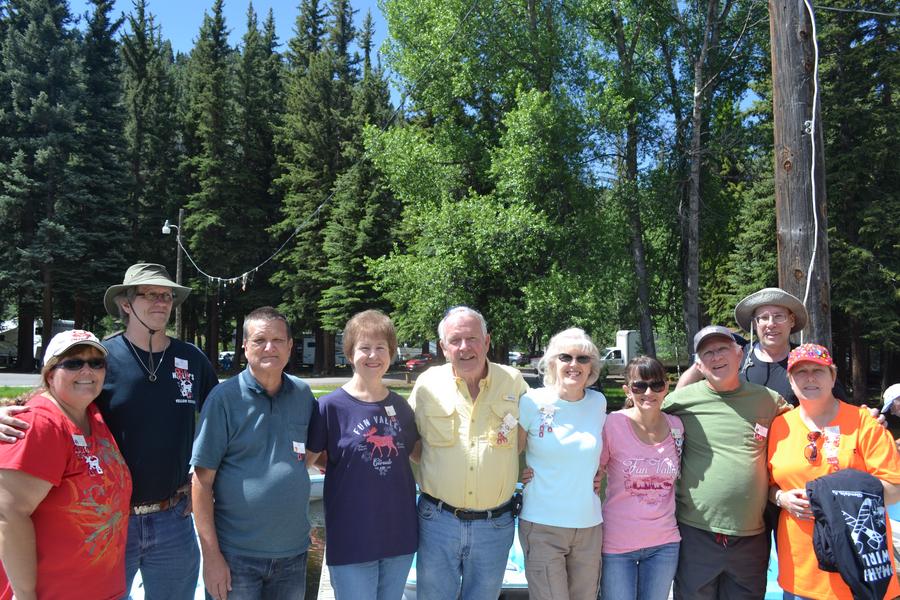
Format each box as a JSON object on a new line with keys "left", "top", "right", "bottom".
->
{"left": 438, "top": 306, "right": 488, "bottom": 342}
{"left": 538, "top": 327, "right": 602, "bottom": 389}
{"left": 115, "top": 288, "right": 139, "bottom": 324}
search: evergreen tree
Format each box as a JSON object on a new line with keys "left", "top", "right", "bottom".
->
{"left": 121, "top": 0, "right": 181, "bottom": 265}
{"left": 58, "top": 0, "right": 130, "bottom": 329}
{"left": 319, "top": 11, "right": 397, "bottom": 331}
{"left": 0, "top": 0, "right": 82, "bottom": 368}
{"left": 182, "top": 0, "right": 239, "bottom": 361}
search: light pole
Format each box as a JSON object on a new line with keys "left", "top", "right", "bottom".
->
{"left": 162, "top": 208, "right": 185, "bottom": 337}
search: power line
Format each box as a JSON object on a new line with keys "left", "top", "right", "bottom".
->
{"left": 814, "top": 5, "right": 900, "bottom": 17}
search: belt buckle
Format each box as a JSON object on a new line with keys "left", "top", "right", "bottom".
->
{"left": 132, "top": 502, "right": 163, "bottom": 515}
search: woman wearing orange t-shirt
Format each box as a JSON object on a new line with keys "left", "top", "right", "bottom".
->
{"left": 768, "top": 343, "right": 900, "bottom": 600}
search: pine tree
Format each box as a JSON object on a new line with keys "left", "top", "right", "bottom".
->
{"left": 0, "top": 0, "right": 82, "bottom": 368}
{"left": 273, "top": 0, "right": 356, "bottom": 372}
{"left": 58, "top": 0, "right": 130, "bottom": 329}
{"left": 319, "top": 11, "right": 398, "bottom": 332}
{"left": 182, "top": 0, "right": 239, "bottom": 362}
{"left": 121, "top": 0, "right": 181, "bottom": 265}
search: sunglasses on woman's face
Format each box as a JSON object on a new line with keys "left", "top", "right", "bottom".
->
{"left": 55, "top": 358, "right": 107, "bottom": 371}
{"left": 630, "top": 380, "right": 666, "bottom": 394}
{"left": 558, "top": 353, "right": 592, "bottom": 364}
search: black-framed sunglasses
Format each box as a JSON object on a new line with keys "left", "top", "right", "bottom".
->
{"left": 55, "top": 358, "right": 107, "bottom": 371}
{"left": 630, "top": 380, "right": 666, "bottom": 394}
{"left": 804, "top": 431, "right": 822, "bottom": 463}
{"left": 558, "top": 353, "right": 592, "bottom": 364}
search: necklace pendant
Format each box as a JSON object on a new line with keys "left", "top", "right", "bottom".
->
{"left": 148, "top": 374, "right": 157, "bottom": 382}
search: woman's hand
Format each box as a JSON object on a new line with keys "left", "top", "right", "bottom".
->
{"left": 521, "top": 466, "right": 534, "bottom": 485}
{"left": 777, "top": 488, "right": 813, "bottom": 520}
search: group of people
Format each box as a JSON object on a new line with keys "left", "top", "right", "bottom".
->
{"left": 0, "top": 263, "right": 897, "bottom": 600}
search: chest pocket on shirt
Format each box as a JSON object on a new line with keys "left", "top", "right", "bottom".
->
{"left": 421, "top": 401, "right": 457, "bottom": 447}
{"left": 488, "top": 401, "right": 518, "bottom": 449}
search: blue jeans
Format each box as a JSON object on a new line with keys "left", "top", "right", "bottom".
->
{"left": 207, "top": 551, "right": 307, "bottom": 600}
{"left": 125, "top": 496, "right": 200, "bottom": 600}
{"left": 600, "top": 542, "right": 680, "bottom": 600}
{"left": 328, "top": 553, "right": 414, "bottom": 600}
{"left": 416, "top": 496, "right": 515, "bottom": 600}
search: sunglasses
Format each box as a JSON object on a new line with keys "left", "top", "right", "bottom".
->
{"left": 135, "top": 291, "right": 175, "bottom": 303}
{"left": 630, "top": 380, "right": 666, "bottom": 393}
{"left": 558, "top": 353, "right": 592, "bottom": 364}
{"left": 56, "top": 358, "right": 107, "bottom": 371}
{"left": 804, "top": 431, "right": 822, "bottom": 463}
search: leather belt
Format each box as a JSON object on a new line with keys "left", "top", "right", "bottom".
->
{"left": 421, "top": 492, "right": 514, "bottom": 521}
{"left": 130, "top": 485, "right": 190, "bottom": 516}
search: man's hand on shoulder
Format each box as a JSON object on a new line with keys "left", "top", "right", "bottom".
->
{"left": 860, "top": 404, "right": 888, "bottom": 429}
{"left": 0, "top": 405, "right": 30, "bottom": 443}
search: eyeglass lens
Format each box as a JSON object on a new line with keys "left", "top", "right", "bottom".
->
{"left": 57, "top": 358, "right": 107, "bottom": 371}
{"left": 558, "top": 353, "right": 591, "bottom": 364}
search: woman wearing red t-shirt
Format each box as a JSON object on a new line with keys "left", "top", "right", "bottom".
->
{"left": 0, "top": 330, "right": 132, "bottom": 600}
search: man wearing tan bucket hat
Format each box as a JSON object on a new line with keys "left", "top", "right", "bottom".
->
{"left": 677, "top": 287, "right": 848, "bottom": 406}
{"left": 0, "top": 263, "right": 218, "bottom": 599}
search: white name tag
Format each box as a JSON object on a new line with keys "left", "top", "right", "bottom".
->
{"left": 385, "top": 405, "right": 397, "bottom": 417}
{"left": 293, "top": 441, "right": 305, "bottom": 454}
{"left": 175, "top": 357, "right": 188, "bottom": 369}
{"left": 754, "top": 423, "right": 769, "bottom": 438}
{"left": 502, "top": 413, "right": 518, "bottom": 429}
{"left": 72, "top": 434, "right": 87, "bottom": 447}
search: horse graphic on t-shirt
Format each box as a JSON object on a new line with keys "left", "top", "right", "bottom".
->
{"left": 364, "top": 426, "right": 398, "bottom": 458}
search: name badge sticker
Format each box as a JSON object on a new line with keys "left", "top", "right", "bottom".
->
{"left": 385, "top": 405, "right": 397, "bottom": 417}
{"left": 72, "top": 434, "right": 87, "bottom": 447}
{"left": 292, "top": 441, "right": 306, "bottom": 461}
{"left": 502, "top": 413, "right": 518, "bottom": 429}
{"left": 174, "top": 357, "right": 188, "bottom": 370}
{"left": 754, "top": 423, "right": 769, "bottom": 441}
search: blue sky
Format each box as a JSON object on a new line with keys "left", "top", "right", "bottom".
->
{"left": 70, "top": 0, "right": 388, "bottom": 57}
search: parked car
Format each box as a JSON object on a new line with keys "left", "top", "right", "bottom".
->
{"left": 405, "top": 354, "right": 434, "bottom": 372}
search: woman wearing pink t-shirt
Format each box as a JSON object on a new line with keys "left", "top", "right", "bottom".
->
{"left": 599, "top": 356, "right": 682, "bottom": 600}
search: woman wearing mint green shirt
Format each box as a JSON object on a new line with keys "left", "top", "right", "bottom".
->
{"left": 517, "top": 327, "right": 606, "bottom": 600}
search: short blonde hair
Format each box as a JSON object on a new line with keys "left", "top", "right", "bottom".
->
{"left": 538, "top": 328, "right": 602, "bottom": 389}
{"left": 343, "top": 310, "right": 398, "bottom": 360}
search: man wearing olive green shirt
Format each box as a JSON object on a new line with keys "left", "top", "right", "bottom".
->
{"left": 409, "top": 306, "right": 528, "bottom": 599}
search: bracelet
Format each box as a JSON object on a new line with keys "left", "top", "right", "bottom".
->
{"left": 774, "top": 489, "right": 784, "bottom": 507}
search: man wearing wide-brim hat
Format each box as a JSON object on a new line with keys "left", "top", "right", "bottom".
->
{"left": 0, "top": 263, "right": 219, "bottom": 599}
{"left": 677, "top": 287, "right": 848, "bottom": 407}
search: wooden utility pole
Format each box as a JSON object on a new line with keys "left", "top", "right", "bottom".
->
{"left": 769, "top": 0, "right": 832, "bottom": 347}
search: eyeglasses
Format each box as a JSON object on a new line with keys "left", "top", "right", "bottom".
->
{"left": 558, "top": 353, "right": 592, "bottom": 364}
{"left": 754, "top": 312, "right": 789, "bottom": 325}
{"left": 55, "top": 358, "right": 107, "bottom": 371}
{"left": 804, "top": 431, "right": 822, "bottom": 463}
{"left": 630, "top": 380, "right": 666, "bottom": 394}
{"left": 135, "top": 291, "right": 175, "bottom": 303}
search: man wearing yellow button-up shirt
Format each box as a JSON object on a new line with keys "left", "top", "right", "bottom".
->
{"left": 410, "top": 306, "right": 528, "bottom": 599}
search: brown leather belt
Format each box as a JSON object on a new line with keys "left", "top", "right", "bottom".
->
{"left": 130, "top": 486, "right": 189, "bottom": 516}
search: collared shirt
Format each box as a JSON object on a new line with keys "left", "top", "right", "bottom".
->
{"left": 409, "top": 361, "right": 528, "bottom": 510}
{"left": 190, "top": 368, "right": 314, "bottom": 558}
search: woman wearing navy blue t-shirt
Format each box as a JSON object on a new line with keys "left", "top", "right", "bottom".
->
{"left": 307, "top": 310, "right": 419, "bottom": 600}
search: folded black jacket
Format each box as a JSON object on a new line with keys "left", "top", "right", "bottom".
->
{"left": 807, "top": 468, "right": 893, "bottom": 600}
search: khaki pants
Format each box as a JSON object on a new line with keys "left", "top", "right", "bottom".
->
{"left": 518, "top": 519, "right": 603, "bottom": 600}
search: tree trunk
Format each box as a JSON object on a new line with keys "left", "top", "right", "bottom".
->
{"left": 232, "top": 313, "right": 245, "bottom": 374}
{"left": 769, "top": 0, "right": 832, "bottom": 347}
{"left": 40, "top": 266, "right": 53, "bottom": 365}
{"left": 849, "top": 316, "right": 867, "bottom": 405}
{"left": 322, "top": 330, "right": 336, "bottom": 375}
{"left": 206, "top": 290, "right": 219, "bottom": 367}
{"left": 16, "top": 300, "right": 36, "bottom": 372}
{"left": 684, "top": 0, "right": 719, "bottom": 353}
{"left": 314, "top": 327, "right": 325, "bottom": 374}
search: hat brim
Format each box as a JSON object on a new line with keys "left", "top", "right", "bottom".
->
{"left": 51, "top": 339, "right": 108, "bottom": 358}
{"left": 103, "top": 281, "right": 191, "bottom": 318}
{"left": 734, "top": 288, "right": 808, "bottom": 334}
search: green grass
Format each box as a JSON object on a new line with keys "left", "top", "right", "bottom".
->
{"left": 0, "top": 387, "right": 30, "bottom": 402}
